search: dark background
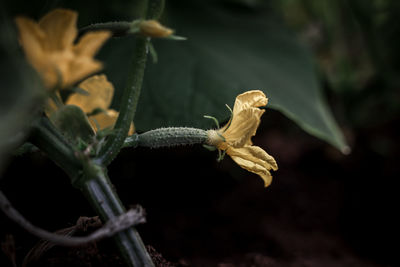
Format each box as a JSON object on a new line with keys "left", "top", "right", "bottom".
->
{"left": 1, "top": 0, "right": 399, "bottom": 266}
{"left": 1, "top": 109, "right": 398, "bottom": 266}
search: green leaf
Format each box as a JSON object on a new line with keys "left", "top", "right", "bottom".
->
{"left": 50, "top": 105, "right": 95, "bottom": 145}
{"left": 0, "top": 17, "right": 43, "bottom": 173}
{"left": 102, "top": 1, "right": 348, "bottom": 152}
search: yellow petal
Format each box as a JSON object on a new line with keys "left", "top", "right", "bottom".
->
{"left": 233, "top": 90, "right": 268, "bottom": 115}
{"left": 89, "top": 109, "right": 135, "bottom": 134}
{"left": 15, "top": 17, "right": 46, "bottom": 65}
{"left": 221, "top": 108, "right": 264, "bottom": 148}
{"left": 218, "top": 90, "right": 268, "bottom": 147}
{"left": 38, "top": 9, "right": 77, "bottom": 51}
{"left": 14, "top": 16, "right": 58, "bottom": 87}
{"left": 88, "top": 109, "right": 118, "bottom": 132}
{"left": 226, "top": 145, "right": 278, "bottom": 187}
{"left": 128, "top": 122, "right": 135, "bottom": 135}
{"left": 74, "top": 31, "right": 112, "bottom": 57}
{"left": 64, "top": 31, "right": 110, "bottom": 87}
{"left": 66, "top": 58, "right": 103, "bottom": 88}
{"left": 15, "top": 9, "right": 110, "bottom": 89}
{"left": 66, "top": 74, "right": 114, "bottom": 113}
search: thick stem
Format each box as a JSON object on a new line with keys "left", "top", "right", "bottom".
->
{"left": 77, "top": 162, "right": 154, "bottom": 267}
{"left": 29, "top": 117, "right": 81, "bottom": 179}
{"left": 30, "top": 117, "right": 154, "bottom": 266}
{"left": 98, "top": 0, "right": 165, "bottom": 166}
{"left": 145, "top": 0, "right": 165, "bottom": 20}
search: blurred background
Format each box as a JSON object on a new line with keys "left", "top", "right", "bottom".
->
{"left": 1, "top": 0, "right": 399, "bottom": 266}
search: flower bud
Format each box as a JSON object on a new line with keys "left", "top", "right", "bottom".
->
{"left": 139, "top": 20, "right": 173, "bottom": 38}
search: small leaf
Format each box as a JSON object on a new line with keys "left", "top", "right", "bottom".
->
{"left": 13, "top": 143, "right": 38, "bottom": 156}
{"left": 50, "top": 105, "right": 95, "bottom": 145}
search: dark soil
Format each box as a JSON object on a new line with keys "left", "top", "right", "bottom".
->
{"left": 1, "top": 111, "right": 398, "bottom": 267}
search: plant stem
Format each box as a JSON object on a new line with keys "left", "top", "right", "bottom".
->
{"left": 79, "top": 21, "right": 133, "bottom": 38}
{"left": 145, "top": 0, "right": 165, "bottom": 20}
{"left": 98, "top": 0, "right": 165, "bottom": 166}
{"left": 30, "top": 117, "right": 154, "bottom": 266}
{"left": 97, "top": 36, "right": 147, "bottom": 165}
{"left": 77, "top": 162, "right": 154, "bottom": 267}
{"left": 78, "top": 0, "right": 164, "bottom": 37}
{"left": 29, "top": 117, "right": 81, "bottom": 179}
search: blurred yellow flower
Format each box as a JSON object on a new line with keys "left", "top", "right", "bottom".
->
{"left": 15, "top": 9, "right": 111, "bottom": 89}
{"left": 207, "top": 90, "right": 278, "bottom": 187}
{"left": 67, "top": 75, "right": 134, "bottom": 134}
{"left": 47, "top": 75, "right": 134, "bottom": 134}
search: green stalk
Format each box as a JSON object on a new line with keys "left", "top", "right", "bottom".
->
{"left": 30, "top": 118, "right": 155, "bottom": 266}
{"left": 77, "top": 162, "right": 154, "bottom": 267}
{"left": 28, "top": 2, "right": 167, "bottom": 265}
{"left": 79, "top": 21, "right": 132, "bottom": 38}
{"left": 145, "top": 0, "right": 165, "bottom": 20}
{"left": 78, "top": 0, "right": 164, "bottom": 38}
{"left": 98, "top": 0, "right": 165, "bottom": 166}
{"left": 29, "top": 117, "right": 81, "bottom": 179}
{"left": 97, "top": 36, "right": 147, "bottom": 165}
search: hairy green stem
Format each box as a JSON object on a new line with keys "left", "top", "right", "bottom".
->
{"left": 97, "top": 36, "right": 147, "bottom": 165}
{"left": 98, "top": 0, "right": 165, "bottom": 166}
{"left": 30, "top": 117, "right": 154, "bottom": 266}
{"left": 78, "top": 0, "right": 164, "bottom": 38}
{"left": 28, "top": 2, "right": 165, "bottom": 266}
{"left": 79, "top": 21, "right": 133, "bottom": 38}
{"left": 145, "top": 0, "right": 165, "bottom": 20}
{"left": 77, "top": 162, "right": 154, "bottom": 267}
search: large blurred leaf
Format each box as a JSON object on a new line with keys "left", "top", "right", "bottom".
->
{"left": 102, "top": 1, "right": 348, "bottom": 151}
{"left": 0, "top": 15, "right": 43, "bottom": 173}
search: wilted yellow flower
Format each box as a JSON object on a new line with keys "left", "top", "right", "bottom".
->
{"left": 207, "top": 90, "right": 278, "bottom": 187}
{"left": 15, "top": 9, "right": 111, "bottom": 89}
{"left": 139, "top": 20, "right": 173, "bottom": 38}
{"left": 47, "top": 75, "right": 134, "bottom": 134}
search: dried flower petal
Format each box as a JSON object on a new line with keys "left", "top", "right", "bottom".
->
{"left": 207, "top": 90, "right": 277, "bottom": 187}
{"left": 227, "top": 146, "right": 278, "bottom": 187}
